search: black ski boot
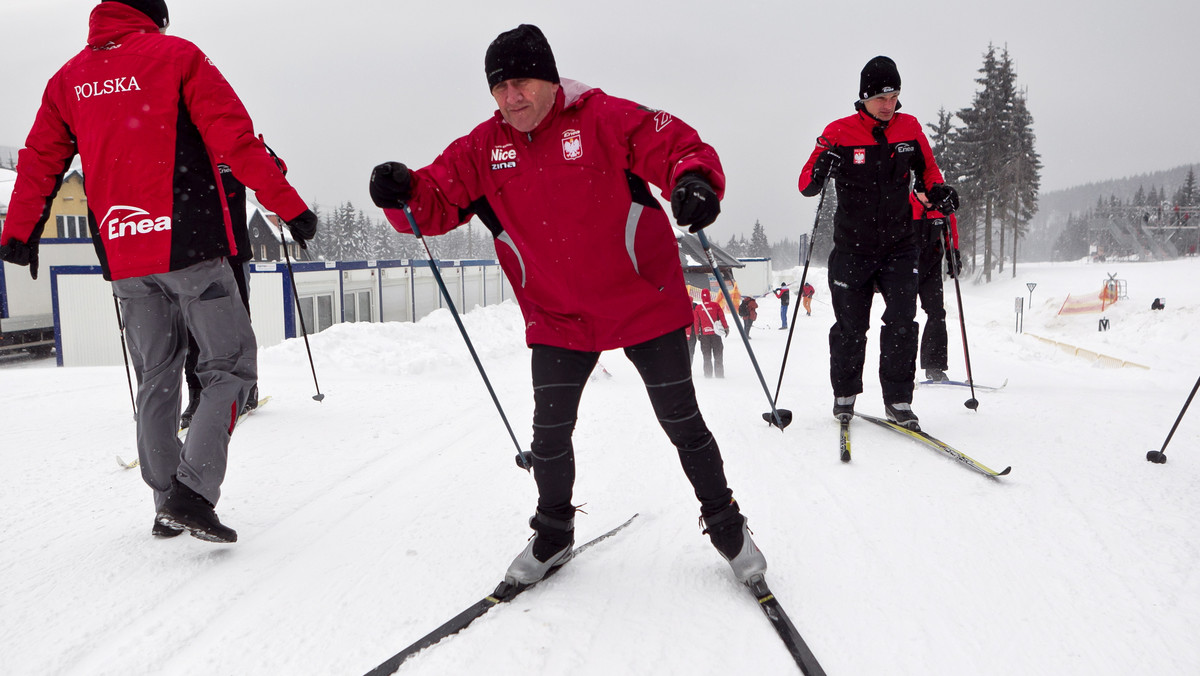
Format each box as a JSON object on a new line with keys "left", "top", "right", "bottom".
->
{"left": 156, "top": 476, "right": 237, "bottom": 543}
{"left": 925, "top": 368, "right": 949, "bottom": 382}
{"left": 152, "top": 520, "right": 184, "bottom": 538}
{"left": 885, "top": 402, "right": 920, "bottom": 430}
{"left": 504, "top": 511, "right": 574, "bottom": 585}
{"left": 241, "top": 384, "right": 259, "bottom": 415}
{"left": 832, "top": 395, "right": 856, "bottom": 422}
{"left": 701, "top": 501, "right": 767, "bottom": 584}
{"left": 179, "top": 388, "right": 201, "bottom": 429}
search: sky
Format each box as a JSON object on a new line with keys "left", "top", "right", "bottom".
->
{"left": 3, "top": 256, "right": 1199, "bottom": 674}
{"left": 2, "top": 0, "right": 1199, "bottom": 240}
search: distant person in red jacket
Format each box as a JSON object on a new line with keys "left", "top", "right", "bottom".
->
{"left": 368, "top": 25, "right": 765, "bottom": 586}
{"left": 0, "top": 0, "right": 317, "bottom": 544}
{"left": 801, "top": 282, "right": 816, "bottom": 316}
{"left": 737, "top": 294, "right": 759, "bottom": 335}
{"left": 695, "top": 289, "right": 729, "bottom": 378}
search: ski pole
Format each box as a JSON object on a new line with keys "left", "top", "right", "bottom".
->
{"left": 112, "top": 295, "right": 137, "bottom": 416}
{"left": 1146, "top": 374, "right": 1200, "bottom": 464}
{"left": 938, "top": 211, "right": 978, "bottom": 410}
{"left": 766, "top": 136, "right": 837, "bottom": 425}
{"left": 695, "top": 229, "right": 791, "bottom": 430}
{"left": 398, "top": 203, "right": 531, "bottom": 470}
{"left": 281, "top": 235, "right": 325, "bottom": 402}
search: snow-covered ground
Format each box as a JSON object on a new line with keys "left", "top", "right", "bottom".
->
{"left": 2, "top": 257, "right": 1198, "bottom": 675}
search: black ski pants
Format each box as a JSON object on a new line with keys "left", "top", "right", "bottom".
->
{"left": 827, "top": 246, "right": 920, "bottom": 404}
{"left": 917, "top": 239, "right": 948, "bottom": 372}
{"left": 529, "top": 329, "right": 734, "bottom": 522}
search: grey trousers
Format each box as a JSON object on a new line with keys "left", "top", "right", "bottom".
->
{"left": 112, "top": 258, "right": 257, "bottom": 508}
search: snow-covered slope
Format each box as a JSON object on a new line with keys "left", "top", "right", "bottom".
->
{"left": 2, "top": 258, "right": 1198, "bottom": 675}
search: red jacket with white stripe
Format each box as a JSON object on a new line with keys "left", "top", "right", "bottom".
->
{"left": 1, "top": 3, "right": 307, "bottom": 281}
{"left": 383, "top": 79, "right": 725, "bottom": 352}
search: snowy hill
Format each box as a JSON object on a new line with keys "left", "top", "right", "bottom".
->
{"left": 2, "top": 258, "right": 1199, "bottom": 675}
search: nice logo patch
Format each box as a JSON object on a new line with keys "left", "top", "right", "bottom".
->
{"left": 490, "top": 144, "right": 517, "bottom": 170}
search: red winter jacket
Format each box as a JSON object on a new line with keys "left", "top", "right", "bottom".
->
{"left": 798, "top": 108, "right": 943, "bottom": 257}
{"left": 1, "top": 3, "right": 307, "bottom": 281}
{"left": 384, "top": 79, "right": 724, "bottom": 352}
{"left": 694, "top": 289, "right": 728, "bottom": 336}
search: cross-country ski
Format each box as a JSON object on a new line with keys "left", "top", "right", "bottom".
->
{"left": 365, "top": 514, "right": 639, "bottom": 675}
{"left": 917, "top": 378, "right": 1008, "bottom": 391}
{"left": 854, "top": 412, "right": 1012, "bottom": 477}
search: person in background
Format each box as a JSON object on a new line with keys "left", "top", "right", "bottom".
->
{"left": 368, "top": 24, "right": 766, "bottom": 586}
{"left": 180, "top": 141, "right": 287, "bottom": 429}
{"left": 0, "top": 0, "right": 317, "bottom": 543}
{"left": 694, "top": 288, "right": 728, "bottom": 378}
{"left": 797, "top": 55, "right": 956, "bottom": 430}
{"left": 738, "top": 294, "right": 759, "bottom": 336}
{"left": 912, "top": 194, "right": 961, "bottom": 383}
{"left": 181, "top": 164, "right": 252, "bottom": 428}
{"left": 686, "top": 301, "right": 701, "bottom": 364}
{"left": 801, "top": 282, "right": 815, "bottom": 317}
{"left": 774, "top": 283, "right": 790, "bottom": 329}
{"left": 1151, "top": 298, "right": 1165, "bottom": 311}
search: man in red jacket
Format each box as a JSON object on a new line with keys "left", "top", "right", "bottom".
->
{"left": 798, "top": 56, "right": 958, "bottom": 430}
{"left": 0, "top": 0, "right": 318, "bottom": 543}
{"left": 369, "top": 24, "right": 766, "bottom": 586}
{"left": 694, "top": 289, "right": 729, "bottom": 378}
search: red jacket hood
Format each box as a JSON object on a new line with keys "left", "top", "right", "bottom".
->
{"left": 700, "top": 289, "right": 712, "bottom": 302}
{"left": 88, "top": 2, "right": 160, "bottom": 50}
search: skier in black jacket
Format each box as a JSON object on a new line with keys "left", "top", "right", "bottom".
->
{"left": 797, "top": 56, "right": 958, "bottom": 430}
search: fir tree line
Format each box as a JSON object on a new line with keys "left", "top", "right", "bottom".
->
{"left": 302, "top": 202, "right": 496, "bottom": 262}
{"left": 928, "top": 44, "right": 1042, "bottom": 283}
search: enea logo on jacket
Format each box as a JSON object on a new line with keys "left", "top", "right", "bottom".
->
{"left": 101, "top": 205, "right": 171, "bottom": 240}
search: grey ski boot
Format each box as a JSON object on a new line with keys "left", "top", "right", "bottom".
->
{"left": 504, "top": 511, "right": 574, "bottom": 585}
{"left": 885, "top": 402, "right": 920, "bottom": 430}
{"left": 701, "top": 502, "right": 767, "bottom": 584}
{"left": 832, "top": 395, "right": 856, "bottom": 422}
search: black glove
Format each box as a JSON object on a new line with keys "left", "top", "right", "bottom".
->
{"left": 928, "top": 184, "right": 960, "bottom": 214}
{"left": 810, "top": 149, "right": 843, "bottom": 185}
{"left": 946, "top": 247, "right": 963, "bottom": 278}
{"left": 0, "top": 237, "right": 39, "bottom": 280}
{"left": 671, "top": 172, "right": 721, "bottom": 233}
{"left": 286, "top": 209, "right": 318, "bottom": 249}
{"left": 369, "top": 162, "right": 413, "bottom": 210}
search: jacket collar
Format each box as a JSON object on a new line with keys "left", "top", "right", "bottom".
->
{"left": 88, "top": 2, "right": 159, "bottom": 51}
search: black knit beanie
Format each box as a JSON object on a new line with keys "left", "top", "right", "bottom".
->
{"left": 104, "top": 0, "right": 170, "bottom": 29}
{"left": 859, "top": 56, "right": 901, "bottom": 101}
{"left": 485, "top": 24, "right": 560, "bottom": 89}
